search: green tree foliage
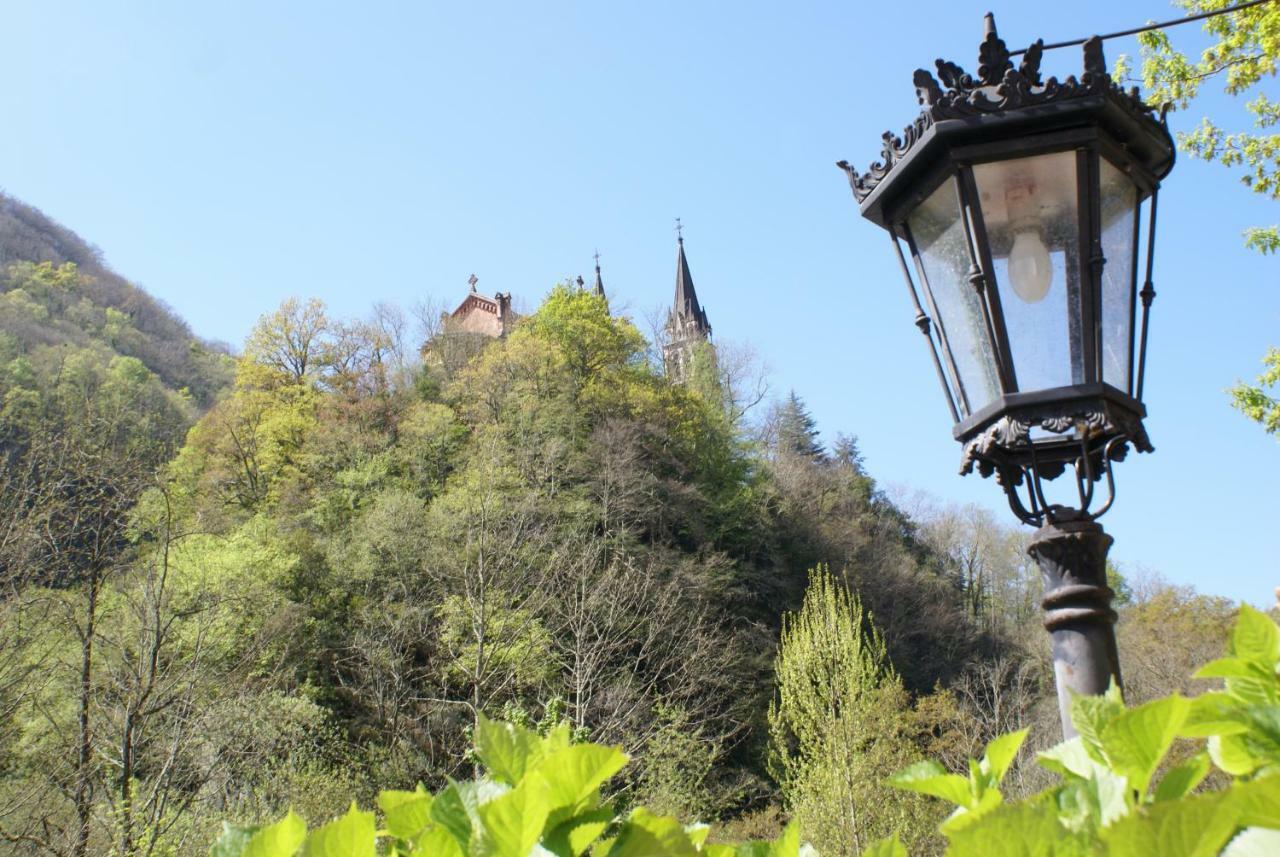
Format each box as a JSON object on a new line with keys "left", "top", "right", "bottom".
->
{"left": 1130, "top": 3, "right": 1280, "bottom": 436}
{"left": 871, "top": 604, "right": 1280, "bottom": 856}
{"left": 0, "top": 235, "right": 233, "bottom": 407}
{"left": 209, "top": 715, "right": 816, "bottom": 857}
{"left": 1135, "top": 0, "right": 1280, "bottom": 253}
{"left": 0, "top": 276, "right": 1008, "bottom": 854}
{"left": 768, "top": 569, "right": 956, "bottom": 856}
{"left": 1229, "top": 346, "right": 1280, "bottom": 437}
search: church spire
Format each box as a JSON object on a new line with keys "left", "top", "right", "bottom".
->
{"left": 672, "top": 220, "right": 710, "bottom": 336}
{"left": 593, "top": 250, "right": 606, "bottom": 299}
{"left": 663, "top": 220, "right": 713, "bottom": 384}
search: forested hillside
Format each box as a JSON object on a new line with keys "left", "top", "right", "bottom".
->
{"left": 0, "top": 202, "right": 1240, "bottom": 856}
{"left": 0, "top": 193, "right": 233, "bottom": 408}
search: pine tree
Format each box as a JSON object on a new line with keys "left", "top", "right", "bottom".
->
{"left": 773, "top": 390, "right": 824, "bottom": 460}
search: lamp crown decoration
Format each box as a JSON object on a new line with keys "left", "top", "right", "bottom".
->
{"left": 838, "top": 15, "right": 1160, "bottom": 204}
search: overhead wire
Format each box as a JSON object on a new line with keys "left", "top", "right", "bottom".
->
{"left": 1007, "top": 0, "right": 1277, "bottom": 56}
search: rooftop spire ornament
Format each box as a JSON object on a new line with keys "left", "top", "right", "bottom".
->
{"left": 837, "top": 14, "right": 1175, "bottom": 737}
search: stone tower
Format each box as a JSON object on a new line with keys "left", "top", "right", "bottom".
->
{"left": 662, "top": 225, "right": 712, "bottom": 383}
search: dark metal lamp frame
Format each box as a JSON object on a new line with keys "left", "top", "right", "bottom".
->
{"left": 841, "top": 17, "right": 1174, "bottom": 527}
{"left": 838, "top": 15, "right": 1177, "bottom": 737}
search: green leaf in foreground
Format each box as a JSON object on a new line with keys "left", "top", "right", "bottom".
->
{"left": 474, "top": 714, "right": 545, "bottom": 785}
{"left": 378, "top": 788, "right": 432, "bottom": 841}
{"left": 242, "top": 811, "right": 306, "bottom": 857}
{"left": 475, "top": 776, "right": 550, "bottom": 857}
{"left": 1230, "top": 604, "right": 1280, "bottom": 666}
{"left": 1153, "top": 752, "right": 1211, "bottom": 803}
{"left": 600, "top": 808, "right": 697, "bottom": 857}
{"left": 982, "top": 729, "right": 1029, "bottom": 783}
{"left": 1099, "top": 694, "right": 1189, "bottom": 796}
{"left": 303, "top": 805, "right": 375, "bottom": 857}
{"left": 888, "top": 760, "right": 971, "bottom": 806}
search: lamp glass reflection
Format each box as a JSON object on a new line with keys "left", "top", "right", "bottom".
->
{"left": 974, "top": 151, "right": 1084, "bottom": 392}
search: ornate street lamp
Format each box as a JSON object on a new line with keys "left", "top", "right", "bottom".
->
{"left": 838, "top": 14, "right": 1175, "bottom": 736}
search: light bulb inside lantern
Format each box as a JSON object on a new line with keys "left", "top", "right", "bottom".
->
{"left": 1008, "top": 230, "right": 1052, "bottom": 303}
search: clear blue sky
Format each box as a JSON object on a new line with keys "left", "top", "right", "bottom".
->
{"left": 3, "top": 2, "right": 1276, "bottom": 605}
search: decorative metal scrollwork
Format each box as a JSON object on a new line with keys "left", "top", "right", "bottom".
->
{"left": 838, "top": 19, "right": 1158, "bottom": 202}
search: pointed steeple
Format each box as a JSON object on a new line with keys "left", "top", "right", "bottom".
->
{"left": 672, "top": 223, "right": 711, "bottom": 337}
{"left": 593, "top": 250, "right": 606, "bottom": 299}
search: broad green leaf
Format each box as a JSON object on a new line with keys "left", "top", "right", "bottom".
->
{"left": 475, "top": 775, "right": 551, "bottom": 857}
{"left": 475, "top": 714, "right": 544, "bottom": 785}
{"left": 1054, "top": 780, "right": 1095, "bottom": 835}
{"left": 1195, "top": 657, "right": 1271, "bottom": 681}
{"left": 888, "top": 760, "right": 971, "bottom": 806}
{"left": 431, "top": 783, "right": 476, "bottom": 852}
{"left": 938, "top": 788, "right": 1003, "bottom": 835}
{"left": 542, "top": 805, "right": 615, "bottom": 856}
{"left": 1087, "top": 766, "right": 1131, "bottom": 828}
{"left": 1238, "top": 705, "right": 1280, "bottom": 768}
{"left": 1232, "top": 773, "right": 1280, "bottom": 829}
{"left": 542, "top": 721, "right": 573, "bottom": 754}
{"left": 211, "top": 823, "right": 260, "bottom": 857}
{"left": 1153, "top": 752, "right": 1211, "bottom": 802}
{"left": 379, "top": 789, "right": 432, "bottom": 841}
{"left": 1209, "top": 733, "right": 1263, "bottom": 777}
{"left": 1069, "top": 686, "right": 1125, "bottom": 762}
{"left": 1100, "top": 694, "right": 1189, "bottom": 795}
{"left": 944, "top": 798, "right": 1087, "bottom": 857}
{"left": 1229, "top": 604, "right": 1280, "bottom": 665}
{"left": 1104, "top": 789, "right": 1236, "bottom": 857}
{"left": 1224, "top": 828, "right": 1280, "bottom": 857}
{"left": 243, "top": 812, "right": 306, "bottom": 857}
{"left": 601, "top": 808, "right": 697, "bottom": 857}
{"left": 982, "top": 729, "right": 1029, "bottom": 783}
{"left": 1050, "top": 757, "right": 1129, "bottom": 831}
{"left": 1038, "top": 737, "right": 1095, "bottom": 779}
{"left": 303, "top": 805, "right": 375, "bottom": 857}
{"left": 859, "top": 833, "right": 907, "bottom": 857}
{"left": 532, "top": 743, "right": 628, "bottom": 813}
{"left": 409, "top": 826, "right": 463, "bottom": 857}
{"left": 1182, "top": 692, "right": 1250, "bottom": 738}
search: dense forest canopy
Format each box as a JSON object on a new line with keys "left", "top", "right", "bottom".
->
{"left": 0, "top": 197, "right": 1242, "bottom": 857}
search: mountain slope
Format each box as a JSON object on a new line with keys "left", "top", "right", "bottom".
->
{"left": 0, "top": 193, "right": 232, "bottom": 406}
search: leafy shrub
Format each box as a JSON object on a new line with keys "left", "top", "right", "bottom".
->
{"left": 210, "top": 714, "right": 814, "bottom": 856}
{"left": 865, "top": 604, "right": 1280, "bottom": 856}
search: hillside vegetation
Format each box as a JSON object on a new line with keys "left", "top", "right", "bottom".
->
{"left": 0, "top": 193, "right": 232, "bottom": 408}
{"left": 0, "top": 199, "right": 1242, "bottom": 857}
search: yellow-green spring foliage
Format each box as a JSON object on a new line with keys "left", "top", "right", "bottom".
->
{"left": 767, "top": 568, "right": 940, "bottom": 857}
{"left": 209, "top": 715, "right": 814, "bottom": 857}
{"left": 868, "top": 604, "right": 1280, "bottom": 856}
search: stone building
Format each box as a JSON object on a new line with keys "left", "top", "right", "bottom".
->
{"left": 448, "top": 274, "right": 516, "bottom": 338}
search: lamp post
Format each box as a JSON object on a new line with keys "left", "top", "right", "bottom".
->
{"left": 838, "top": 14, "right": 1175, "bottom": 737}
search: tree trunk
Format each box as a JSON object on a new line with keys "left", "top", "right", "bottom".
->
{"left": 73, "top": 570, "right": 99, "bottom": 857}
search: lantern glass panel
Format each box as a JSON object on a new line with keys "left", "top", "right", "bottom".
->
{"left": 973, "top": 151, "right": 1084, "bottom": 394}
{"left": 907, "top": 178, "right": 1001, "bottom": 414}
{"left": 1099, "top": 157, "right": 1139, "bottom": 392}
